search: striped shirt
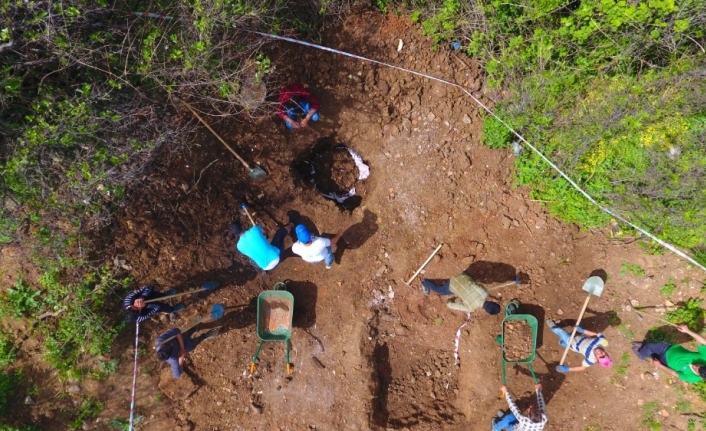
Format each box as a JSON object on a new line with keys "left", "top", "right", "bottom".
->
{"left": 506, "top": 389, "right": 548, "bottom": 431}
{"left": 123, "top": 285, "right": 166, "bottom": 323}
{"left": 570, "top": 334, "right": 609, "bottom": 366}
{"left": 449, "top": 274, "right": 488, "bottom": 312}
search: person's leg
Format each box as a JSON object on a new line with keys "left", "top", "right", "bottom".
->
{"left": 493, "top": 412, "right": 518, "bottom": 431}
{"left": 636, "top": 342, "right": 671, "bottom": 362}
{"left": 324, "top": 246, "right": 334, "bottom": 269}
{"left": 284, "top": 104, "right": 298, "bottom": 129}
{"left": 270, "top": 225, "right": 291, "bottom": 252}
{"left": 546, "top": 320, "right": 571, "bottom": 346}
{"left": 421, "top": 279, "right": 452, "bottom": 296}
{"left": 300, "top": 100, "right": 319, "bottom": 122}
{"left": 191, "top": 329, "right": 219, "bottom": 350}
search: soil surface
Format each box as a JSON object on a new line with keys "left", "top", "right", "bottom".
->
{"left": 504, "top": 320, "right": 533, "bottom": 362}
{"left": 5, "top": 8, "right": 706, "bottom": 431}
{"left": 312, "top": 147, "right": 359, "bottom": 193}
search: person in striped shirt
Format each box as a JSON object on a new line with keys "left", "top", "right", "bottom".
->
{"left": 547, "top": 320, "right": 612, "bottom": 372}
{"left": 123, "top": 285, "right": 185, "bottom": 323}
{"left": 492, "top": 383, "right": 548, "bottom": 431}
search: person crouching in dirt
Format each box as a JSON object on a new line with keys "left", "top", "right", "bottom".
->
{"left": 421, "top": 273, "right": 502, "bottom": 316}
{"left": 229, "top": 211, "right": 297, "bottom": 271}
{"left": 155, "top": 325, "right": 219, "bottom": 378}
{"left": 493, "top": 384, "right": 548, "bottom": 431}
{"left": 631, "top": 324, "right": 706, "bottom": 383}
{"left": 123, "top": 285, "right": 185, "bottom": 323}
{"left": 278, "top": 82, "right": 320, "bottom": 129}
{"left": 546, "top": 320, "right": 612, "bottom": 372}
{"left": 291, "top": 224, "right": 345, "bottom": 269}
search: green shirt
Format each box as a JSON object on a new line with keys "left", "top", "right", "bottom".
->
{"left": 449, "top": 274, "right": 488, "bottom": 312}
{"left": 665, "top": 344, "right": 706, "bottom": 383}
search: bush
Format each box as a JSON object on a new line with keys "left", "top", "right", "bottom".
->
{"left": 0, "top": 371, "right": 21, "bottom": 418}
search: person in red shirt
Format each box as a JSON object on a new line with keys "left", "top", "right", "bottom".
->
{"left": 278, "top": 83, "right": 320, "bottom": 129}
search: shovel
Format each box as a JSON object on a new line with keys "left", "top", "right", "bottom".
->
{"left": 154, "top": 303, "right": 225, "bottom": 348}
{"left": 240, "top": 203, "right": 257, "bottom": 226}
{"left": 145, "top": 281, "right": 220, "bottom": 303}
{"left": 626, "top": 300, "right": 678, "bottom": 327}
{"left": 178, "top": 99, "right": 268, "bottom": 180}
{"left": 559, "top": 276, "right": 605, "bottom": 366}
{"left": 402, "top": 244, "right": 443, "bottom": 290}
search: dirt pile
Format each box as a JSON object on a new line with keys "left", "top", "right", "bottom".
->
{"left": 313, "top": 147, "right": 359, "bottom": 193}
{"left": 503, "top": 320, "right": 533, "bottom": 361}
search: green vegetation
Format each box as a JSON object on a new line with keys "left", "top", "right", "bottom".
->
{"left": 659, "top": 278, "right": 677, "bottom": 297}
{"left": 644, "top": 328, "right": 674, "bottom": 344}
{"left": 639, "top": 401, "right": 663, "bottom": 430}
{"left": 69, "top": 398, "right": 104, "bottom": 430}
{"left": 665, "top": 298, "right": 704, "bottom": 331}
{"left": 614, "top": 352, "right": 630, "bottom": 376}
{"left": 620, "top": 263, "right": 645, "bottom": 277}
{"left": 0, "top": 371, "right": 21, "bottom": 418}
{"left": 423, "top": 0, "right": 706, "bottom": 251}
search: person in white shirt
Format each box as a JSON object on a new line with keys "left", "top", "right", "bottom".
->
{"left": 291, "top": 224, "right": 344, "bottom": 269}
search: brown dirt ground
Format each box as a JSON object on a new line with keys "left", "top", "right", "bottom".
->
{"left": 5, "top": 8, "right": 706, "bottom": 431}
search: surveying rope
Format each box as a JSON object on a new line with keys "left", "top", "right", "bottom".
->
{"left": 129, "top": 323, "right": 139, "bottom": 431}
{"left": 243, "top": 29, "right": 706, "bottom": 274}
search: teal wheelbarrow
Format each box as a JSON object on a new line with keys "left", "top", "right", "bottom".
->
{"left": 495, "top": 301, "right": 538, "bottom": 385}
{"left": 250, "top": 282, "right": 294, "bottom": 375}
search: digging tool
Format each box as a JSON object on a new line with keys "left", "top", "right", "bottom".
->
{"left": 154, "top": 304, "right": 225, "bottom": 348}
{"left": 145, "top": 281, "right": 220, "bottom": 303}
{"left": 559, "top": 276, "right": 605, "bottom": 366}
{"left": 179, "top": 99, "right": 268, "bottom": 180}
{"left": 240, "top": 203, "right": 257, "bottom": 226}
{"left": 626, "top": 301, "right": 678, "bottom": 327}
{"left": 402, "top": 244, "right": 443, "bottom": 290}
{"left": 487, "top": 275, "right": 523, "bottom": 292}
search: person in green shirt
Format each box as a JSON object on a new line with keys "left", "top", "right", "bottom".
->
{"left": 631, "top": 324, "right": 706, "bottom": 383}
{"left": 421, "top": 273, "right": 501, "bottom": 315}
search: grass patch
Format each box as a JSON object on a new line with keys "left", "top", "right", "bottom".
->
{"left": 639, "top": 401, "right": 662, "bottom": 430}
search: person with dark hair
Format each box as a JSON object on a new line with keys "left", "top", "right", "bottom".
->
{"left": 291, "top": 224, "right": 345, "bottom": 269}
{"left": 421, "top": 273, "right": 502, "bottom": 315}
{"left": 492, "top": 384, "right": 548, "bottom": 431}
{"left": 154, "top": 325, "right": 219, "bottom": 378}
{"left": 277, "top": 83, "right": 320, "bottom": 129}
{"left": 229, "top": 210, "right": 298, "bottom": 271}
{"left": 631, "top": 324, "right": 706, "bottom": 383}
{"left": 123, "top": 285, "right": 185, "bottom": 323}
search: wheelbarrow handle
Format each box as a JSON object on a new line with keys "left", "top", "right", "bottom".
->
{"left": 250, "top": 362, "right": 257, "bottom": 374}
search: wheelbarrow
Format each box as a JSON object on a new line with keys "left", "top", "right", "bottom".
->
{"left": 250, "top": 282, "right": 294, "bottom": 375}
{"left": 495, "top": 301, "right": 538, "bottom": 385}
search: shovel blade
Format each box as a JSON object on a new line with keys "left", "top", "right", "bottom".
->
{"left": 582, "top": 276, "right": 605, "bottom": 297}
{"left": 210, "top": 303, "right": 225, "bottom": 321}
{"left": 202, "top": 281, "right": 220, "bottom": 291}
{"left": 248, "top": 166, "right": 268, "bottom": 180}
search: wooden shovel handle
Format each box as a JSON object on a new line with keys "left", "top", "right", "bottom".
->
{"left": 559, "top": 294, "right": 591, "bottom": 366}
{"left": 636, "top": 308, "right": 679, "bottom": 327}
{"left": 144, "top": 288, "right": 205, "bottom": 303}
{"left": 180, "top": 99, "right": 252, "bottom": 169}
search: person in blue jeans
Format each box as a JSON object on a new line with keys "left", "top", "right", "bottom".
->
{"left": 229, "top": 210, "right": 298, "bottom": 271}
{"left": 277, "top": 83, "right": 320, "bottom": 129}
{"left": 547, "top": 320, "right": 612, "bottom": 372}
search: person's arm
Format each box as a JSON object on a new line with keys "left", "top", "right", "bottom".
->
{"left": 652, "top": 358, "right": 679, "bottom": 378}
{"left": 176, "top": 332, "right": 186, "bottom": 359}
{"left": 123, "top": 285, "right": 151, "bottom": 309}
{"left": 557, "top": 364, "right": 589, "bottom": 373}
{"left": 535, "top": 385, "right": 547, "bottom": 417}
{"left": 501, "top": 386, "right": 523, "bottom": 418}
{"left": 329, "top": 228, "right": 347, "bottom": 249}
{"left": 575, "top": 326, "right": 599, "bottom": 337}
{"left": 678, "top": 324, "right": 706, "bottom": 346}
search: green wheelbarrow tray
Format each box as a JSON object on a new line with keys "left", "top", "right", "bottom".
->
{"left": 498, "top": 313, "right": 539, "bottom": 385}
{"left": 250, "top": 282, "right": 294, "bottom": 375}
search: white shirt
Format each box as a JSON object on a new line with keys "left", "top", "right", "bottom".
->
{"left": 292, "top": 237, "right": 331, "bottom": 263}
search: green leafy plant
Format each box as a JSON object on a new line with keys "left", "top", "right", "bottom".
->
{"left": 639, "top": 401, "right": 663, "bottom": 430}
{"left": 620, "top": 263, "right": 645, "bottom": 277}
{"left": 69, "top": 398, "right": 104, "bottom": 430}
{"left": 0, "top": 331, "right": 15, "bottom": 367}
{"left": 665, "top": 298, "right": 704, "bottom": 331}
{"left": 659, "top": 278, "right": 677, "bottom": 297}
{"left": 109, "top": 416, "right": 144, "bottom": 430}
{"left": 614, "top": 352, "right": 630, "bottom": 376}
{"left": 644, "top": 328, "right": 674, "bottom": 344}
{"left": 0, "top": 279, "right": 41, "bottom": 318}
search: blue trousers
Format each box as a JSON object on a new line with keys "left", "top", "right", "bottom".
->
{"left": 285, "top": 100, "right": 319, "bottom": 129}
{"left": 324, "top": 246, "right": 334, "bottom": 267}
{"left": 636, "top": 342, "right": 671, "bottom": 364}
{"left": 421, "top": 279, "right": 452, "bottom": 295}
{"left": 549, "top": 324, "right": 571, "bottom": 347}
{"left": 493, "top": 412, "right": 518, "bottom": 431}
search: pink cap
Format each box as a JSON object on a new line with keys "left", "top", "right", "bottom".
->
{"left": 598, "top": 356, "right": 612, "bottom": 367}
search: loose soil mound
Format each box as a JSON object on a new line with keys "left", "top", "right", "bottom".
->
{"left": 503, "top": 320, "right": 533, "bottom": 361}
{"left": 261, "top": 298, "right": 292, "bottom": 334}
{"left": 312, "top": 147, "right": 358, "bottom": 193}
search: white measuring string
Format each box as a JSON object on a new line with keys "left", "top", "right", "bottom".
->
{"left": 246, "top": 29, "right": 706, "bottom": 273}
